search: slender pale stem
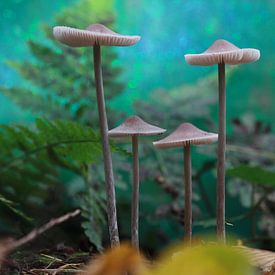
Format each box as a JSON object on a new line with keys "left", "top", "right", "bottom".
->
{"left": 184, "top": 145, "right": 192, "bottom": 244}
{"left": 251, "top": 184, "right": 256, "bottom": 238}
{"left": 93, "top": 45, "right": 119, "bottom": 246}
{"left": 131, "top": 135, "right": 139, "bottom": 248}
{"left": 217, "top": 62, "right": 226, "bottom": 242}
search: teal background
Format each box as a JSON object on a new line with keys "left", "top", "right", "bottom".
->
{"left": 0, "top": 0, "right": 274, "bottom": 125}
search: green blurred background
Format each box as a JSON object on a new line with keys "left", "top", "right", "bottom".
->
{"left": 1, "top": 0, "right": 274, "bottom": 123}
{"left": 0, "top": 0, "right": 274, "bottom": 256}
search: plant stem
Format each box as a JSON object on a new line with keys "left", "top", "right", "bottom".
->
{"left": 184, "top": 145, "right": 192, "bottom": 244}
{"left": 251, "top": 184, "right": 256, "bottom": 238}
{"left": 0, "top": 138, "right": 99, "bottom": 174}
{"left": 93, "top": 45, "right": 119, "bottom": 246}
{"left": 131, "top": 135, "right": 139, "bottom": 249}
{"left": 217, "top": 62, "right": 226, "bottom": 242}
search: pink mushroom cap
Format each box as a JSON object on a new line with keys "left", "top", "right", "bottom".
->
{"left": 53, "top": 23, "right": 140, "bottom": 47}
{"left": 153, "top": 123, "right": 218, "bottom": 148}
{"left": 185, "top": 39, "right": 260, "bottom": 66}
{"left": 109, "top": 116, "right": 166, "bottom": 137}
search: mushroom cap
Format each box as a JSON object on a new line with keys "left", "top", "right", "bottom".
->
{"left": 185, "top": 39, "right": 260, "bottom": 66}
{"left": 53, "top": 23, "right": 140, "bottom": 47}
{"left": 153, "top": 123, "right": 218, "bottom": 148}
{"left": 108, "top": 116, "right": 166, "bottom": 137}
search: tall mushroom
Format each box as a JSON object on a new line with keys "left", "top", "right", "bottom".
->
{"left": 53, "top": 24, "right": 140, "bottom": 246}
{"left": 109, "top": 116, "right": 166, "bottom": 248}
{"left": 153, "top": 123, "right": 218, "bottom": 243}
{"left": 185, "top": 40, "right": 260, "bottom": 241}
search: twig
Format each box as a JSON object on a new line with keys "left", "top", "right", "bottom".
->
{"left": 29, "top": 268, "right": 83, "bottom": 274}
{"left": 155, "top": 175, "right": 179, "bottom": 198}
{"left": 229, "top": 192, "right": 267, "bottom": 223}
{"left": 0, "top": 209, "right": 80, "bottom": 261}
{"left": 227, "top": 144, "right": 275, "bottom": 161}
{"left": 52, "top": 263, "right": 83, "bottom": 275}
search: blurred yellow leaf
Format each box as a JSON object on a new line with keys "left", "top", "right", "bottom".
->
{"left": 80, "top": 243, "right": 146, "bottom": 275}
{"left": 143, "top": 244, "right": 254, "bottom": 275}
{"left": 81, "top": 242, "right": 255, "bottom": 275}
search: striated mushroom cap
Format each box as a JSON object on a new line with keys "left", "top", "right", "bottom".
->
{"left": 53, "top": 23, "right": 140, "bottom": 47}
{"left": 153, "top": 123, "right": 218, "bottom": 148}
{"left": 109, "top": 116, "right": 166, "bottom": 137}
{"left": 185, "top": 39, "right": 260, "bottom": 66}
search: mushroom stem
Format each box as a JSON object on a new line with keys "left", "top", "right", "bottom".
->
{"left": 93, "top": 45, "right": 119, "bottom": 246}
{"left": 217, "top": 62, "right": 226, "bottom": 242}
{"left": 131, "top": 135, "right": 139, "bottom": 249}
{"left": 184, "top": 145, "right": 192, "bottom": 244}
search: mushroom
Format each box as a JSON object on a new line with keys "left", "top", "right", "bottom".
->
{"left": 109, "top": 116, "right": 166, "bottom": 248}
{"left": 185, "top": 40, "right": 260, "bottom": 241}
{"left": 153, "top": 123, "right": 218, "bottom": 243}
{"left": 53, "top": 24, "right": 140, "bottom": 246}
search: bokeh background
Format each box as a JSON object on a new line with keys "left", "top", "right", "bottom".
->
{"left": 0, "top": 0, "right": 274, "bottom": 256}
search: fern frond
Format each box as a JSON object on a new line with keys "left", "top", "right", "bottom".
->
{"left": 0, "top": 119, "right": 103, "bottom": 175}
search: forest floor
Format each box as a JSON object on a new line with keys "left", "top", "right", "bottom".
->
{"left": 0, "top": 246, "right": 91, "bottom": 274}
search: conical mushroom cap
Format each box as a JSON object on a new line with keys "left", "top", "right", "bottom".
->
{"left": 53, "top": 23, "right": 140, "bottom": 47}
{"left": 153, "top": 123, "right": 218, "bottom": 148}
{"left": 185, "top": 39, "right": 260, "bottom": 66}
{"left": 109, "top": 116, "right": 166, "bottom": 137}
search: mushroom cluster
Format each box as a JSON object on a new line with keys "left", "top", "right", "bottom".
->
{"left": 53, "top": 22, "right": 260, "bottom": 248}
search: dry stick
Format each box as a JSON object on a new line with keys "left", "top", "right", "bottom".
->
{"left": 93, "top": 45, "right": 119, "bottom": 247}
{"left": 1, "top": 209, "right": 80, "bottom": 257}
{"left": 217, "top": 62, "right": 226, "bottom": 242}
{"left": 30, "top": 268, "right": 81, "bottom": 274}
{"left": 131, "top": 135, "right": 139, "bottom": 249}
{"left": 184, "top": 145, "right": 192, "bottom": 244}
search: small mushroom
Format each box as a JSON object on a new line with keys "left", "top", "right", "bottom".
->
{"left": 153, "top": 123, "right": 218, "bottom": 243}
{"left": 53, "top": 24, "right": 140, "bottom": 246}
{"left": 109, "top": 116, "right": 166, "bottom": 248}
{"left": 185, "top": 40, "right": 260, "bottom": 241}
